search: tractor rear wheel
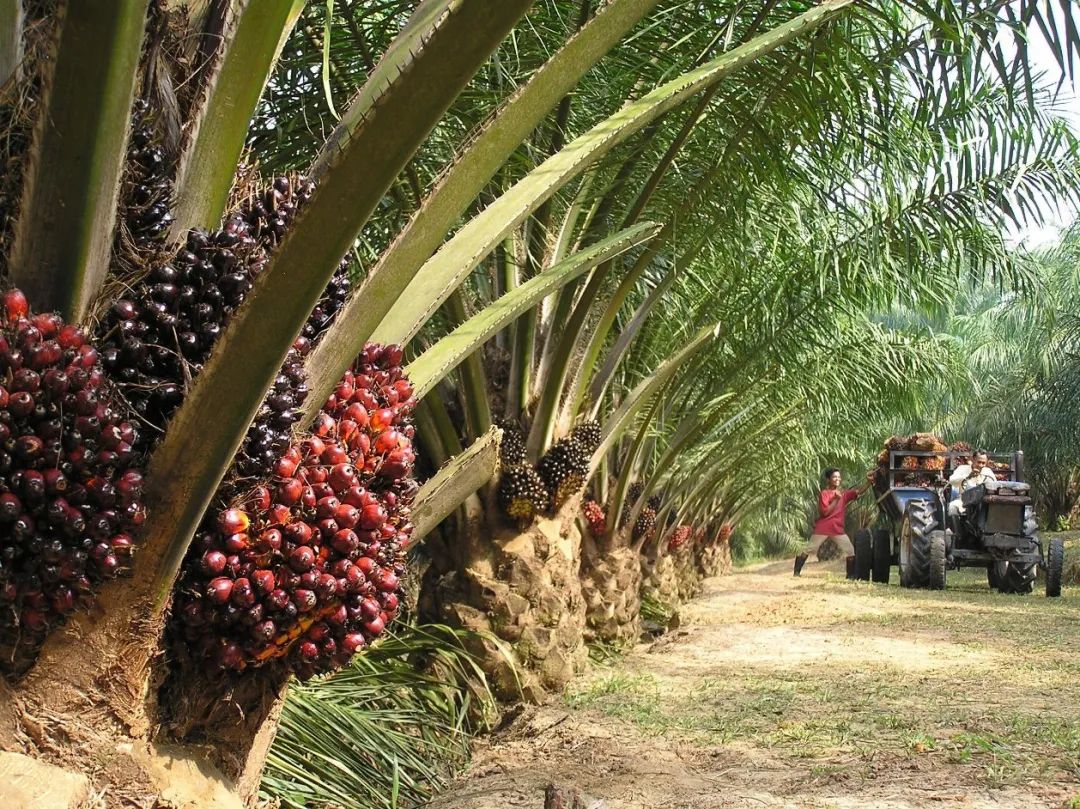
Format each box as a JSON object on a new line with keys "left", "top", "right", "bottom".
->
{"left": 900, "top": 499, "right": 945, "bottom": 589}
{"left": 1046, "top": 538, "right": 1064, "bottom": 598}
{"left": 872, "top": 528, "right": 891, "bottom": 584}
{"left": 853, "top": 529, "right": 872, "bottom": 581}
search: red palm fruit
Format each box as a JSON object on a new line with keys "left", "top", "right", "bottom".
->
{"left": 285, "top": 521, "right": 313, "bottom": 546}
{"left": 288, "top": 545, "right": 315, "bottom": 572}
{"left": 265, "top": 589, "right": 290, "bottom": 611}
{"left": 293, "top": 589, "right": 316, "bottom": 612}
{"left": 267, "top": 504, "right": 291, "bottom": 526}
{"left": 301, "top": 437, "right": 325, "bottom": 458}
{"left": 312, "top": 413, "right": 335, "bottom": 437}
{"left": 299, "top": 570, "right": 319, "bottom": 590}
{"left": 316, "top": 574, "right": 337, "bottom": 600}
{"left": 326, "top": 604, "right": 347, "bottom": 627}
{"left": 331, "top": 529, "right": 358, "bottom": 556}
{"left": 299, "top": 641, "right": 319, "bottom": 661}
{"left": 321, "top": 444, "right": 348, "bottom": 466}
{"left": 333, "top": 503, "right": 359, "bottom": 530}
{"left": 343, "top": 402, "right": 368, "bottom": 427}
{"left": 344, "top": 564, "right": 365, "bottom": 591}
{"left": 57, "top": 324, "right": 84, "bottom": 349}
{"left": 359, "top": 503, "right": 386, "bottom": 530}
{"left": 110, "top": 533, "right": 133, "bottom": 556}
{"left": 363, "top": 616, "right": 385, "bottom": 636}
{"left": 373, "top": 430, "right": 399, "bottom": 455}
{"left": 231, "top": 578, "right": 255, "bottom": 607}
{"left": 360, "top": 598, "right": 380, "bottom": 620}
{"left": 0, "top": 493, "right": 20, "bottom": 520}
{"left": 257, "top": 528, "right": 283, "bottom": 553}
{"left": 355, "top": 556, "right": 376, "bottom": 576}
{"left": 248, "top": 486, "right": 272, "bottom": 512}
{"left": 276, "top": 477, "right": 303, "bottom": 505}
{"left": 207, "top": 578, "right": 233, "bottom": 604}
{"left": 223, "top": 533, "right": 250, "bottom": 554}
{"left": 274, "top": 456, "right": 298, "bottom": 478}
{"left": 380, "top": 592, "right": 399, "bottom": 614}
{"left": 3, "top": 289, "right": 29, "bottom": 321}
{"left": 375, "top": 571, "right": 399, "bottom": 592}
{"left": 201, "top": 550, "right": 227, "bottom": 575}
{"left": 315, "top": 495, "right": 340, "bottom": 520}
{"left": 252, "top": 569, "right": 275, "bottom": 594}
{"left": 371, "top": 408, "right": 395, "bottom": 432}
{"left": 328, "top": 463, "right": 356, "bottom": 492}
{"left": 301, "top": 486, "right": 317, "bottom": 509}
{"left": 218, "top": 508, "right": 250, "bottom": 534}
{"left": 342, "top": 633, "right": 365, "bottom": 654}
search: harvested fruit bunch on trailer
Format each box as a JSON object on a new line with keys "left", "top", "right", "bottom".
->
{"left": 855, "top": 434, "right": 1064, "bottom": 596}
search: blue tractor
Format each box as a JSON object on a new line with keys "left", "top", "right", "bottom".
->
{"left": 853, "top": 449, "right": 1064, "bottom": 596}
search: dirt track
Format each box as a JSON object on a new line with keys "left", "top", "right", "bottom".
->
{"left": 430, "top": 556, "right": 1080, "bottom": 809}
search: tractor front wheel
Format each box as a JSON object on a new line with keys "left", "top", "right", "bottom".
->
{"left": 1046, "top": 538, "right": 1064, "bottom": 598}
{"left": 997, "top": 562, "right": 1035, "bottom": 595}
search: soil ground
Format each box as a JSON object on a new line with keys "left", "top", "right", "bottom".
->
{"left": 431, "top": 551, "right": 1080, "bottom": 809}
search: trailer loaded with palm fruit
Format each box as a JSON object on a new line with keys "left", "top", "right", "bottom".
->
{"left": 853, "top": 435, "right": 1064, "bottom": 596}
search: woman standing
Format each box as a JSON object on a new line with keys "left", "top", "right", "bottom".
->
{"left": 794, "top": 468, "right": 873, "bottom": 578}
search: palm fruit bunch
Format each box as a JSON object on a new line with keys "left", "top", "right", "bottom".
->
{"left": 718, "top": 522, "right": 733, "bottom": 545}
{"left": 632, "top": 500, "right": 658, "bottom": 543}
{"left": 535, "top": 421, "right": 599, "bottom": 511}
{"left": 582, "top": 498, "right": 606, "bottom": 537}
{"left": 171, "top": 344, "right": 416, "bottom": 680}
{"left": 97, "top": 175, "right": 350, "bottom": 434}
{"left": 497, "top": 465, "right": 548, "bottom": 523}
{"left": 950, "top": 441, "right": 972, "bottom": 466}
{"left": 669, "top": 524, "right": 692, "bottom": 550}
{"left": 498, "top": 420, "right": 528, "bottom": 467}
{"left": 621, "top": 481, "right": 645, "bottom": 523}
{"left": 232, "top": 337, "right": 311, "bottom": 483}
{"left": 0, "top": 289, "right": 146, "bottom": 650}
{"left": 122, "top": 99, "right": 173, "bottom": 244}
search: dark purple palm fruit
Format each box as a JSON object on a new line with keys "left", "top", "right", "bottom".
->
{"left": 537, "top": 433, "right": 591, "bottom": 512}
{"left": 498, "top": 465, "right": 548, "bottom": 523}
{"left": 98, "top": 175, "right": 351, "bottom": 446}
{"left": 633, "top": 504, "right": 658, "bottom": 544}
{"left": 0, "top": 289, "right": 146, "bottom": 663}
{"left": 171, "top": 343, "right": 416, "bottom": 680}
{"left": 231, "top": 337, "right": 311, "bottom": 483}
{"left": 122, "top": 99, "right": 173, "bottom": 244}
{"left": 621, "top": 481, "right": 645, "bottom": 523}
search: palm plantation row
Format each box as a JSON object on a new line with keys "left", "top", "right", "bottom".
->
{"left": 0, "top": 1, "right": 1076, "bottom": 806}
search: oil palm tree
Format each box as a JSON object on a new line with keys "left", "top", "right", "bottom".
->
{"left": 0, "top": 1, "right": 1075, "bottom": 806}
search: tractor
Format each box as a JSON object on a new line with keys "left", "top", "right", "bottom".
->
{"left": 853, "top": 449, "right": 1064, "bottom": 596}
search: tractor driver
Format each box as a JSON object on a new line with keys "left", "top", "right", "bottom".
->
{"left": 946, "top": 450, "right": 997, "bottom": 528}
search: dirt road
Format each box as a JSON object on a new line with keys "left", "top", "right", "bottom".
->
{"left": 431, "top": 557, "right": 1080, "bottom": 809}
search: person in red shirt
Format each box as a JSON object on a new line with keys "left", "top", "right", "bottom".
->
{"left": 794, "top": 468, "right": 873, "bottom": 578}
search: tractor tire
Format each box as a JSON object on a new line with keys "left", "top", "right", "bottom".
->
{"left": 998, "top": 562, "right": 1035, "bottom": 595}
{"left": 872, "top": 528, "right": 891, "bottom": 584}
{"left": 853, "top": 529, "right": 872, "bottom": 581}
{"left": 1046, "top": 538, "right": 1064, "bottom": 598}
{"left": 900, "top": 499, "right": 942, "bottom": 589}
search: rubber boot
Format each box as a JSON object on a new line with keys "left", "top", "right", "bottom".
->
{"left": 845, "top": 555, "right": 856, "bottom": 580}
{"left": 793, "top": 554, "right": 808, "bottom": 577}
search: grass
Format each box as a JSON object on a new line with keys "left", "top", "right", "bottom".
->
{"left": 565, "top": 555, "right": 1080, "bottom": 793}
{"left": 260, "top": 623, "right": 505, "bottom": 809}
